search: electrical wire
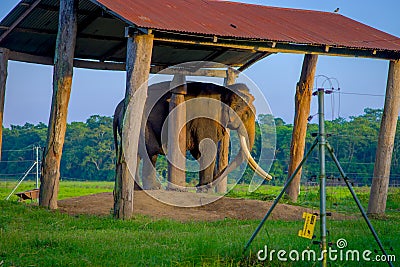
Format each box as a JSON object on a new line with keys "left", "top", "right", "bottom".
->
{"left": 1, "top": 148, "right": 34, "bottom": 152}
{"left": 0, "top": 160, "right": 35, "bottom": 163}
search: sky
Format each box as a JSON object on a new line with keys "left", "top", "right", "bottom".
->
{"left": 1, "top": 0, "right": 400, "bottom": 127}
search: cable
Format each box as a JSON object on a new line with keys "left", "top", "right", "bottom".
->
{"left": 0, "top": 173, "right": 32, "bottom": 176}
{"left": 333, "top": 91, "right": 385, "bottom": 97}
{"left": 0, "top": 160, "right": 35, "bottom": 163}
{"left": 1, "top": 148, "right": 34, "bottom": 152}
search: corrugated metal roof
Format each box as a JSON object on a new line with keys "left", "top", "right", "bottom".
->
{"left": 94, "top": 0, "right": 400, "bottom": 52}
{"left": 1, "top": 0, "right": 399, "bottom": 68}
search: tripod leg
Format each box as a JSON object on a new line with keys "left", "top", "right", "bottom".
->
{"left": 326, "top": 143, "right": 394, "bottom": 267}
{"left": 244, "top": 138, "right": 319, "bottom": 252}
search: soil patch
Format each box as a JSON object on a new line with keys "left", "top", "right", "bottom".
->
{"left": 58, "top": 191, "right": 348, "bottom": 222}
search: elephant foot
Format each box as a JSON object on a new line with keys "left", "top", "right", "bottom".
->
{"left": 167, "top": 183, "right": 188, "bottom": 192}
{"left": 142, "top": 180, "right": 162, "bottom": 190}
{"left": 143, "top": 184, "right": 162, "bottom": 190}
{"left": 196, "top": 184, "right": 213, "bottom": 193}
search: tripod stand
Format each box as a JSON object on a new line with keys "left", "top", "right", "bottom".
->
{"left": 244, "top": 89, "right": 394, "bottom": 267}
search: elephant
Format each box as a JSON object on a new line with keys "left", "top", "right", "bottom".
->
{"left": 113, "top": 81, "right": 271, "bottom": 191}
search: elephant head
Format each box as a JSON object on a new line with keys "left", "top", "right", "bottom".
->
{"left": 212, "top": 83, "right": 272, "bottom": 186}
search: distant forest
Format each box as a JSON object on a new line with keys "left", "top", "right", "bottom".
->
{"left": 1, "top": 108, "right": 399, "bottom": 186}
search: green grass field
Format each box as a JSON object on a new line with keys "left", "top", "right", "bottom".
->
{"left": 0, "top": 181, "right": 399, "bottom": 266}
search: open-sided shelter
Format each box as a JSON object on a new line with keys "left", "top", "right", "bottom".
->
{"left": 1, "top": 0, "right": 399, "bottom": 218}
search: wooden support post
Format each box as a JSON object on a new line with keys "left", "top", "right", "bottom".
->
{"left": 0, "top": 48, "right": 9, "bottom": 161}
{"left": 216, "top": 67, "right": 237, "bottom": 193}
{"left": 114, "top": 30, "right": 154, "bottom": 219}
{"left": 39, "top": 0, "right": 77, "bottom": 209}
{"left": 285, "top": 54, "right": 318, "bottom": 202}
{"left": 368, "top": 60, "right": 400, "bottom": 216}
{"left": 167, "top": 74, "right": 187, "bottom": 190}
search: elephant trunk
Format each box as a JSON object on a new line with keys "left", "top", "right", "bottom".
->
{"left": 214, "top": 116, "right": 272, "bottom": 184}
{"left": 240, "top": 113, "right": 272, "bottom": 180}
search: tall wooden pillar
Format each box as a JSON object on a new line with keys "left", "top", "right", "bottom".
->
{"left": 40, "top": 0, "right": 77, "bottom": 209}
{"left": 167, "top": 74, "right": 187, "bottom": 190}
{"left": 368, "top": 60, "right": 400, "bottom": 216}
{"left": 216, "top": 67, "right": 237, "bottom": 193}
{"left": 114, "top": 29, "right": 153, "bottom": 219}
{"left": 285, "top": 54, "right": 318, "bottom": 202}
{"left": 0, "top": 48, "right": 9, "bottom": 161}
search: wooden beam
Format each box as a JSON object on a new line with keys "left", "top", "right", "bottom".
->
{"left": 238, "top": 52, "right": 272, "bottom": 72}
{"left": 8, "top": 50, "right": 235, "bottom": 76}
{"left": 0, "top": 48, "right": 9, "bottom": 161}
{"left": 74, "top": 59, "right": 125, "bottom": 71}
{"left": 9, "top": 51, "right": 126, "bottom": 70}
{"left": 167, "top": 74, "right": 187, "bottom": 190}
{"left": 39, "top": 0, "right": 78, "bottom": 210}
{"left": 215, "top": 67, "right": 237, "bottom": 193}
{"left": 0, "top": 0, "right": 42, "bottom": 44}
{"left": 9, "top": 51, "right": 53, "bottom": 65}
{"left": 114, "top": 31, "right": 154, "bottom": 219}
{"left": 368, "top": 60, "right": 400, "bottom": 216}
{"left": 285, "top": 54, "right": 318, "bottom": 202}
{"left": 156, "top": 67, "right": 228, "bottom": 77}
{"left": 153, "top": 35, "right": 400, "bottom": 60}
{"left": 202, "top": 49, "right": 228, "bottom": 61}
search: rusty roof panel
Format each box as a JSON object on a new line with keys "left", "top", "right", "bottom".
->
{"left": 94, "top": 0, "right": 400, "bottom": 52}
{"left": 1, "top": 0, "right": 400, "bottom": 66}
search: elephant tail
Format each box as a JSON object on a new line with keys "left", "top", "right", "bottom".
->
{"left": 113, "top": 100, "right": 124, "bottom": 160}
{"left": 113, "top": 117, "right": 119, "bottom": 159}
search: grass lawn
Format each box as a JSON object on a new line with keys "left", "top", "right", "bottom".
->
{"left": 0, "top": 181, "right": 399, "bottom": 266}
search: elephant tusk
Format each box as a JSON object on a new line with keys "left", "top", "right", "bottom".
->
{"left": 239, "top": 135, "right": 273, "bottom": 181}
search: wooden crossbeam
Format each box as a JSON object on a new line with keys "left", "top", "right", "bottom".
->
{"left": 153, "top": 35, "right": 400, "bottom": 60}
{"left": 202, "top": 49, "right": 229, "bottom": 61}
{"left": 156, "top": 67, "right": 228, "bottom": 77}
{"left": 9, "top": 50, "right": 235, "bottom": 76}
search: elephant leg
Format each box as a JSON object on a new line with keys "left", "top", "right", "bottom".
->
{"left": 196, "top": 142, "right": 217, "bottom": 193}
{"left": 199, "top": 160, "right": 216, "bottom": 185}
{"left": 142, "top": 154, "right": 161, "bottom": 190}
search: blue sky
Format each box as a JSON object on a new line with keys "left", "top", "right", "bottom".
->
{"left": 1, "top": 0, "right": 399, "bottom": 127}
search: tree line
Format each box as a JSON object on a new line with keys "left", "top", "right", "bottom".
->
{"left": 1, "top": 109, "right": 399, "bottom": 186}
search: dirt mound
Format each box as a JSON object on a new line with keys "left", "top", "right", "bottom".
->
{"left": 58, "top": 191, "right": 346, "bottom": 222}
